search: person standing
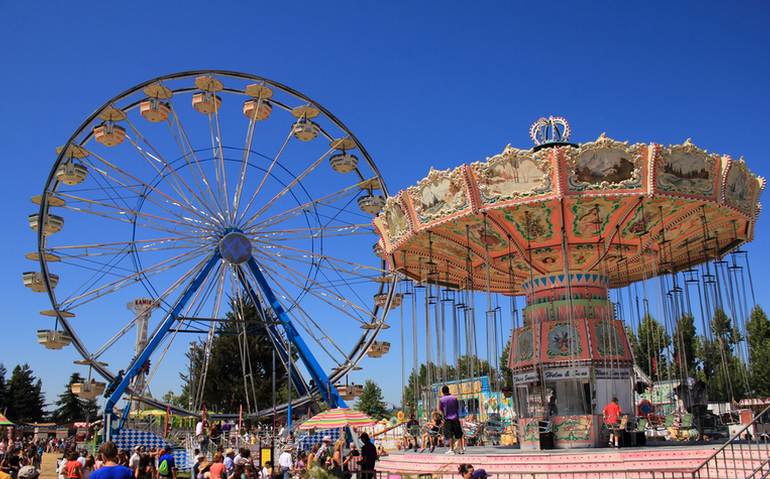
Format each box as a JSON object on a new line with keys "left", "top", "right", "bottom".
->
{"left": 64, "top": 451, "right": 83, "bottom": 479}
{"left": 343, "top": 443, "right": 360, "bottom": 479}
{"left": 602, "top": 397, "right": 622, "bottom": 448}
{"left": 358, "top": 434, "right": 376, "bottom": 479}
{"left": 156, "top": 448, "right": 176, "bottom": 479}
{"left": 438, "top": 385, "right": 464, "bottom": 454}
{"left": 89, "top": 443, "right": 132, "bottom": 479}
{"left": 129, "top": 447, "right": 141, "bottom": 477}
{"left": 277, "top": 446, "right": 292, "bottom": 479}
{"left": 209, "top": 453, "right": 226, "bottom": 479}
{"left": 223, "top": 449, "right": 235, "bottom": 477}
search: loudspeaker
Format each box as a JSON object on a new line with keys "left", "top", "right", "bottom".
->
{"left": 539, "top": 431, "right": 554, "bottom": 450}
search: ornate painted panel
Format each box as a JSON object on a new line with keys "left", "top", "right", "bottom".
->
{"left": 655, "top": 140, "right": 719, "bottom": 198}
{"left": 567, "top": 135, "right": 645, "bottom": 192}
{"left": 724, "top": 159, "right": 761, "bottom": 215}
{"left": 407, "top": 167, "right": 469, "bottom": 225}
{"left": 472, "top": 146, "right": 552, "bottom": 204}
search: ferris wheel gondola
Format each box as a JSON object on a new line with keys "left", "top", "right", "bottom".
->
{"left": 27, "top": 70, "right": 398, "bottom": 438}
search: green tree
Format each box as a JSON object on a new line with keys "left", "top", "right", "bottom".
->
{"left": 746, "top": 305, "right": 770, "bottom": 396}
{"left": 697, "top": 309, "right": 747, "bottom": 402}
{"left": 499, "top": 338, "right": 512, "bottom": 392}
{"left": 6, "top": 364, "right": 45, "bottom": 422}
{"left": 673, "top": 314, "right": 697, "bottom": 378}
{"left": 52, "top": 373, "right": 98, "bottom": 423}
{"left": 356, "top": 380, "right": 388, "bottom": 419}
{"left": 181, "top": 298, "right": 290, "bottom": 413}
{"left": 631, "top": 314, "right": 671, "bottom": 380}
{"left": 0, "top": 364, "right": 7, "bottom": 413}
{"left": 401, "top": 356, "right": 495, "bottom": 414}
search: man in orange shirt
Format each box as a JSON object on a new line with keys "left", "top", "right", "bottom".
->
{"left": 602, "top": 397, "right": 622, "bottom": 448}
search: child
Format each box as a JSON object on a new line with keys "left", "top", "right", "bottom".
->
{"left": 419, "top": 410, "right": 443, "bottom": 453}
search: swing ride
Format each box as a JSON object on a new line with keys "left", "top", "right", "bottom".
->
{"left": 26, "top": 71, "right": 398, "bottom": 440}
{"left": 373, "top": 116, "right": 764, "bottom": 449}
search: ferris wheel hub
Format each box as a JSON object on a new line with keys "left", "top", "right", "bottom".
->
{"left": 218, "top": 230, "right": 252, "bottom": 264}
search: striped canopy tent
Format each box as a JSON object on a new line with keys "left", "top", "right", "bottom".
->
{"left": 299, "top": 408, "right": 375, "bottom": 430}
{"left": 0, "top": 414, "right": 13, "bottom": 426}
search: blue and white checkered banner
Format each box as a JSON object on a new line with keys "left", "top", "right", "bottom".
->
{"left": 295, "top": 428, "right": 341, "bottom": 452}
{"left": 113, "top": 429, "right": 191, "bottom": 469}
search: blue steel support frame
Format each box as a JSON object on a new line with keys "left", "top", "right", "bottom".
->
{"left": 103, "top": 252, "right": 221, "bottom": 440}
{"left": 245, "top": 257, "right": 346, "bottom": 408}
{"left": 236, "top": 268, "right": 310, "bottom": 398}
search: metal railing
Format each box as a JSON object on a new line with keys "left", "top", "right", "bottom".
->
{"left": 690, "top": 404, "right": 770, "bottom": 479}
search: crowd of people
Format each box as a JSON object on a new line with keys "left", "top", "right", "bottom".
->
{"left": 189, "top": 431, "right": 377, "bottom": 479}
{"left": 0, "top": 437, "right": 45, "bottom": 479}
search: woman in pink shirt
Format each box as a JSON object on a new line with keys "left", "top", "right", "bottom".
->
{"left": 209, "top": 453, "right": 226, "bottom": 479}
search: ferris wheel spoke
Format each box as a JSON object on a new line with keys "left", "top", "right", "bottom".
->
{"left": 61, "top": 244, "right": 133, "bottom": 305}
{"left": 58, "top": 197, "right": 215, "bottom": 236}
{"left": 245, "top": 264, "right": 348, "bottom": 364}
{"left": 248, "top": 180, "right": 368, "bottom": 231}
{"left": 236, "top": 128, "right": 294, "bottom": 226}
{"left": 241, "top": 146, "right": 336, "bottom": 228}
{"left": 47, "top": 235, "right": 206, "bottom": 253}
{"left": 58, "top": 254, "right": 142, "bottom": 277}
{"left": 211, "top": 105, "right": 233, "bottom": 223}
{"left": 192, "top": 263, "right": 228, "bottom": 410}
{"left": 81, "top": 152, "right": 214, "bottom": 226}
{"left": 262, "top": 251, "right": 374, "bottom": 320}
{"left": 253, "top": 254, "right": 371, "bottom": 323}
{"left": 231, "top": 112, "right": 260, "bottom": 223}
{"left": 254, "top": 229, "right": 374, "bottom": 242}
{"left": 60, "top": 244, "right": 209, "bottom": 310}
{"left": 90, "top": 259, "right": 210, "bottom": 359}
{"left": 122, "top": 118, "right": 222, "bottom": 222}
{"left": 291, "top": 310, "right": 348, "bottom": 365}
{"left": 167, "top": 102, "right": 228, "bottom": 220}
{"left": 257, "top": 248, "right": 384, "bottom": 283}
{"left": 83, "top": 149, "right": 214, "bottom": 225}
{"left": 251, "top": 239, "right": 387, "bottom": 274}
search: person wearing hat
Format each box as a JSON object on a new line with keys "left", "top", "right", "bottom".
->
{"left": 277, "top": 446, "right": 293, "bottom": 479}
{"left": 89, "top": 442, "right": 132, "bottom": 479}
{"left": 223, "top": 449, "right": 235, "bottom": 476}
{"left": 316, "top": 436, "right": 331, "bottom": 464}
{"left": 18, "top": 465, "right": 40, "bottom": 479}
{"left": 129, "top": 447, "right": 142, "bottom": 475}
{"left": 196, "top": 458, "right": 212, "bottom": 479}
{"left": 192, "top": 454, "right": 206, "bottom": 479}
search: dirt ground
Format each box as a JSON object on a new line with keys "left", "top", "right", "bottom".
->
{"left": 40, "top": 453, "right": 59, "bottom": 479}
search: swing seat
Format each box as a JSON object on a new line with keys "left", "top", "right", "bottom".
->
{"left": 462, "top": 421, "right": 481, "bottom": 446}
{"left": 636, "top": 418, "right": 647, "bottom": 432}
{"left": 680, "top": 413, "right": 694, "bottom": 429}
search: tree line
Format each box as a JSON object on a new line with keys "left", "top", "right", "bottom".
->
{"left": 627, "top": 305, "right": 770, "bottom": 402}
{"left": 0, "top": 363, "right": 98, "bottom": 424}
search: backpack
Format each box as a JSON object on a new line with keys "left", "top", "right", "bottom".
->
{"left": 158, "top": 459, "right": 169, "bottom": 476}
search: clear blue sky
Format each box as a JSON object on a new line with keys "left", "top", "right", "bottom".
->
{"left": 2, "top": 1, "right": 770, "bottom": 409}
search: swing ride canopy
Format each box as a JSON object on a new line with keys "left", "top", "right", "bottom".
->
{"left": 373, "top": 118, "right": 765, "bottom": 291}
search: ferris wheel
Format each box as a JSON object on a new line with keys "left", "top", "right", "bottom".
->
{"left": 25, "top": 70, "right": 398, "bottom": 436}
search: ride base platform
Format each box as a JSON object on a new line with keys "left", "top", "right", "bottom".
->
{"left": 376, "top": 443, "right": 764, "bottom": 478}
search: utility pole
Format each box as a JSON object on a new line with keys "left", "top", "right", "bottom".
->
{"left": 271, "top": 348, "right": 276, "bottom": 465}
{"left": 287, "top": 340, "right": 292, "bottom": 431}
